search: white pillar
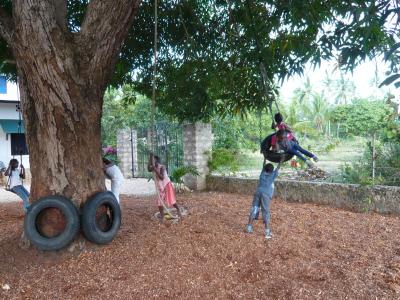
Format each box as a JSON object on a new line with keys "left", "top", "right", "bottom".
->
{"left": 183, "top": 122, "right": 212, "bottom": 190}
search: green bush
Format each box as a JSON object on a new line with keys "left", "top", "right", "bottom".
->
{"left": 323, "top": 139, "right": 339, "bottom": 153}
{"left": 170, "top": 165, "right": 199, "bottom": 184}
{"left": 340, "top": 142, "right": 399, "bottom": 186}
{"left": 331, "top": 99, "right": 392, "bottom": 136}
{"left": 207, "top": 148, "right": 240, "bottom": 175}
{"left": 376, "top": 143, "right": 400, "bottom": 186}
{"left": 211, "top": 115, "right": 269, "bottom": 152}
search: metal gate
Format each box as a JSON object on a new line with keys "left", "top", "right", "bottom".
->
{"left": 134, "top": 122, "right": 183, "bottom": 178}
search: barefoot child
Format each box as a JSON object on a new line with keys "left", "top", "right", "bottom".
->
{"left": 148, "top": 154, "right": 181, "bottom": 221}
{"left": 102, "top": 157, "right": 124, "bottom": 204}
{"left": 246, "top": 163, "right": 280, "bottom": 239}
{"left": 5, "top": 159, "right": 30, "bottom": 213}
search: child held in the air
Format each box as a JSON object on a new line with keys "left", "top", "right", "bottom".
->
{"left": 276, "top": 130, "right": 318, "bottom": 168}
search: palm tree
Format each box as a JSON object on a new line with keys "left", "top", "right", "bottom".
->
{"left": 302, "top": 92, "right": 330, "bottom": 134}
{"left": 325, "top": 56, "right": 356, "bottom": 105}
{"left": 282, "top": 97, "right": 318, "bottom": 138}
{"left": 313, "top": 93, "right": 330, "bottom": 133}
{"left": 285, "top": 97, "right": 300, "bottom": 126}
{"left": 332, "top": 72, "right": 355, "bottom": 105}
{"left": 322, "top": 70, "right": 336, "bottom": 104}
{"left": 369, "top": 59, "right": 387, "bottom": 99}
{"left": 293, "top": 77, "right": 315, "bottom": 105}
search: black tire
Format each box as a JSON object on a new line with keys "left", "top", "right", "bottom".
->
{"left": 81, "top": 191, "right": 121, "bottom": 245}
{"left": 263, "top": 150, "right": 294, "bottom": 163}
{"left": 261, "top": 132, "right": 294, "bottom": 163}
{"left": 24, "top": 196, "right": 80, "bottom": 251}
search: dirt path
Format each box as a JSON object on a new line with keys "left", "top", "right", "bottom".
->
{"left": 1, "top": 192, "right": 400, "bottom": 299}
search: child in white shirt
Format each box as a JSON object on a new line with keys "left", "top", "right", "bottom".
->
{"left": 102, "top": 158, "right": 124, "bottom": 204}
{"left": 5, "top": 159, "right": 30, "bottom": 212}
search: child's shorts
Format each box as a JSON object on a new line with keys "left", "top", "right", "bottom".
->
{"left": 252, "top": 190, "right": 271, "bottom": 208}
{"left": 250, "top": 190, "right": 272, "bottom": 222}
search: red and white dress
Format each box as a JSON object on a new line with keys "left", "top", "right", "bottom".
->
{"left": 155, "top": 164, "right": 176, "bottom": 207}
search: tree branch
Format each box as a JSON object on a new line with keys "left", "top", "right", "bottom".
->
{"left": 0, "top": 8, "right": 14, "bottom": 45}
{"left": 53, "top": 0, "right": 68, "bottom": 30}
{"left": 79, "top": 0, "right": 141, "bottom": 87}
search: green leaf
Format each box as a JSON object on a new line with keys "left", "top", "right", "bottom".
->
{"left": 379, "top": 74, "right": 400, "bottom": 88}
{"left": 384, "top": 42, "right": 400, "bottom": 61}
{"left": 170, "top": 165, "right": 199, "bottom": 184}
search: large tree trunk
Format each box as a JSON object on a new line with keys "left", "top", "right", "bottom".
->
{"left": 17, "top": 71, "right": 105, "bottom": 205}
{"left": 0, "top": 1, "right": 140, "bottom": 208}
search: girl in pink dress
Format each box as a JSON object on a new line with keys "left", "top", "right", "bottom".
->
{"left": 270, "top": 112, "right": 296, "bottom": 150}
{"left": 148, "top": 155, "right": 182, "bottom": 221}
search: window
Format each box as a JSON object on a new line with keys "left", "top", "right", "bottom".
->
{"left": 10, "top": 133, "right": 28, "bottom": 155}
{"left": 0, "top": 76, "right": 7, "bottom": 94}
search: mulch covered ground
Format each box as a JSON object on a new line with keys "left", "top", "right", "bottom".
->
{"left": 1, "top": 192, "right": 400, "bottom": 299}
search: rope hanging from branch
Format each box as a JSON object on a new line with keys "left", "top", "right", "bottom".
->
{"left": 16, "top": 79, "right": 24, "bottom": 187}
{"left": 149, "top": 0, "right": 176, "bottom": 220}
{"left": 244, "top": 0, "right": 280, "bottom": 113}
{"left": 151, "top": 0, "right": 158, "bottom": 149}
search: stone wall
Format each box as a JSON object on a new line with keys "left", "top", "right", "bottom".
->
{"left": 207, "top": 176, "right": 400, "bottom": 214}
{"left": 117, "top": 129, "right": 137, "bottom": 178}
{"left": 183, "top": 122, "right": 213, "bottom": 190}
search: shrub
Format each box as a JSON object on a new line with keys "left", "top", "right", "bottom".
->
{"left": 340, "top": 142, "right": 399, "bottom": 186}
{"left": 207, "top": 148, "right": 240, "bottom": 175}
{"left": 170, "top": 165, "right": 199, "bottom": 184}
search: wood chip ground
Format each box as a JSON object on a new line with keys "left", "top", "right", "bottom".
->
{"left": 1, "top": 192, "right": 400, "bottom": 299}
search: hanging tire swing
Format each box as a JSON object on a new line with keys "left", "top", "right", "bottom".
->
{"left": 24, "top": 196, "right": 80, "bottom": 251}
{"left": 261, "top": 132, "right": 294, "bottom": 163}
{"left": 244, "top": 0, "right": 294, "bottom": 165}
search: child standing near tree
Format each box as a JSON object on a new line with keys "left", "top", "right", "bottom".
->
{"left": 246, "top": 163, "right": 280, "bottom": 239}
{"left": 148, "top": 154, "right": 181, "bottom": 222}
{"left": 5, "top": 159, "right": 30, "bottom": 213}
{"left": 102, "top": 157, "right": 124, "bottom": 204}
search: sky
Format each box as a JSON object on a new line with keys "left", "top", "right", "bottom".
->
{"left": 279, "top": 57, "right": 398, "bottom": 105}
{"left": 279, "top": 3, "right": 400, "bottom": 106}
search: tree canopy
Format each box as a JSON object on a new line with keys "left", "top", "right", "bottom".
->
{"left": 1, "top": 0, "right": 399, "bottom": 121}
{"left": 331, "top": 99, "right": 392, "bottom": 135}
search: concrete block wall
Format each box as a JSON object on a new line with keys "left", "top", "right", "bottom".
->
{"left": 183, "top": 122, "right": 213, "bottom": 190}
{"left": 117, "top": 129, "right": 137, "bottom": 179}
{"left": 207, "top": 175, "right": 400, "bottom": 214}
